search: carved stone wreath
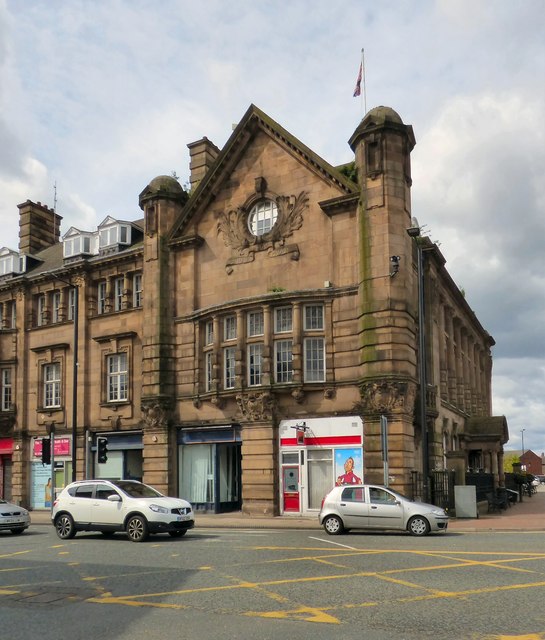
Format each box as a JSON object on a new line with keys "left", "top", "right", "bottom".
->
{"left": 217, "top": 191, "right": 308, "bottom": 274}
{"left": 356, "top": 379, "right": 416, "bottom": 416}
{"left": 236, "top": 391, "right": 275, "bottom": 422}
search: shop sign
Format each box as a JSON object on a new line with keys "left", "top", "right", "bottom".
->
{"left": 0, "top": 437, "right": 14, "bottom": 454}
{"left": 33, "top": 437, "right": 71, "bottom": 459}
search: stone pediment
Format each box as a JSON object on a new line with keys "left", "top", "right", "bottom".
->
{"left": 169, "top": 104, "right": 357, "bottom": 241}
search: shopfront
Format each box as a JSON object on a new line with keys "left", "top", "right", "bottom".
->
{"left": 279, "top": 416, "right": 364, "bottom": 516}
{"left": 177, "top": 425, "right": 241, "bottom": 513}
{"left": 31, "top": 436, "right": 72, "bottom": 509}
{"left": 90, "top": 431, "right": 143, "bottom": 480}
{"left": 0, "top": 437, "right": 14, "bottom": 500}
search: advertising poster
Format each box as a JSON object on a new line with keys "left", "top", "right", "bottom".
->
{"left": 335, "top": 448, "right": 363, "bottom": 486}
{"left": 31, "top": 462, "right": 52, "bottom": 509}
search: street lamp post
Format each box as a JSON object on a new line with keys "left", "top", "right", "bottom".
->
{"left": 521, "top": 429, "right": 525, "bottom": 456}
{"left": 407, "top": 222, "right": 429, "bottom": 502}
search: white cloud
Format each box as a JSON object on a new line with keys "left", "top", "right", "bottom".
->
{"left": 1, "top": 0, "right": 544, "bottom": 453}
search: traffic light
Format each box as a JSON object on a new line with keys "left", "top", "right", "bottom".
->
{"left": 41, "top": 437, "right": 51, "bottom": 465}
{"left": 97, "top": 436, "right": 108, "bottom": 464}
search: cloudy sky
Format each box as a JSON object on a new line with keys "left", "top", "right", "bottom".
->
{"left": 1, "top": 1, "right": 544, "bottom": 453}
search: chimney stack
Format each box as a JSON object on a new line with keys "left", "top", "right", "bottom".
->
{"left": 187, "top": 137, "right": 219, "bottom": 191}
{"left": 18, "top": 200, "right": 62, "bottom": 255}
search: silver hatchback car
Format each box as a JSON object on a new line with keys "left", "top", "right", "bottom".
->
{"left": 319, "top": 484, "right": 448, "bottom": 536}
{"left": 0, "top": 498, "right": 30, "bottom": 535}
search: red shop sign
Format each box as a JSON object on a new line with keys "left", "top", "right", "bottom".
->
{"left": 33, "top": 437, "right": 71, "bottom": 458}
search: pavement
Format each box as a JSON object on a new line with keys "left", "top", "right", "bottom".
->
{"left": 29, "top": 485, "right": 545, "bottom": 532}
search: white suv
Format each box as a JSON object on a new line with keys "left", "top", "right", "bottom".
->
{"left": 52, "top": 479, "right": 194, "bottom": 542}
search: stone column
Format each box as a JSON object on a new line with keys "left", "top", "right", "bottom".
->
{"left": 141, "top": 400, "right": 173, "bottom": 495}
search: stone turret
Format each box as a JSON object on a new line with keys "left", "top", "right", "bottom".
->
{"left": 349, "top": 106, "right": 419, "bottom": 484}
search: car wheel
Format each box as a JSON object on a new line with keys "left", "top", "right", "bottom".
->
{"left": 55, "top": 513, "right": 76, "bottom": 539}
{"left": 168, "top": 530, "right": 187, "bottom": 537}
{"left": 407, "top": 515, "right": 430, "bottom": 536}
{"left": 11, "top": 528, "right": 25, "bottom": 535}
{"left": 322, "top": 515, "right": 344, "bottom": 535}
{"left": 126, "top": 515, "right": 149, "bottom": 542}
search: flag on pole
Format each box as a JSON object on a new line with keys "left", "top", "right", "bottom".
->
{"left": 353, "top": 61, "right": 363, "bottom": 97}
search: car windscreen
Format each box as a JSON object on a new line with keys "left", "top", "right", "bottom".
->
{"left": 114, "top": 481, "right": 163, "bottom": 498}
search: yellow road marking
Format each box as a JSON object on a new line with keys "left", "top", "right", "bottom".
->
{"left": 4, "top": 538, "right": 545, "bottom": 635}
{"left": 495, "top": 635, "right": 545, "bottom": 639}
{"left": 246, "top": 605, "right": 341, "bottom": 624}
{"left": 0, "top": 566, "right": 35, "bottom": 574}
{"left": 0, "top": 550, "right": 31, "bottom": 559}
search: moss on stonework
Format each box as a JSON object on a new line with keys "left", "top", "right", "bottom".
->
{"left": 358, "top": 193, "right": 377, "bottom": 361}
{"left": 338, "top": 161, "right": 358, "bottom": 184}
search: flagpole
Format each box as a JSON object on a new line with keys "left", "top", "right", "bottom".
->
{"left": 362, "top": 48, "right": 367, "bottom": 114}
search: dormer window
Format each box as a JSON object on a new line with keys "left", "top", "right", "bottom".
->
{"left": 63, "top": 227, "right": 94, "bottom": 259}
{"left": 98, "top": 216, "right": 131, "bottom": 250}
{"left": 0, "top": 248, "right": 22, "bottom": 276}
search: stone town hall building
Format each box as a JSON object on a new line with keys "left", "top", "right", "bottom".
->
{"left": 0, "top": 105, "right": 509, "bottom": 515}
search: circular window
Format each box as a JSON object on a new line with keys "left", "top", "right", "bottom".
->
{"left": 248, "top": 200, "right": 278, "bottom": 236}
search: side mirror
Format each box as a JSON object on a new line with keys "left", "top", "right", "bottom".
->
{"left": 107, "top": 494, "right": 121, "bottom": 502}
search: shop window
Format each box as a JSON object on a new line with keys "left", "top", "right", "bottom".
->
{"left": 307, "top": 448, "right": 333, "bottom": 509}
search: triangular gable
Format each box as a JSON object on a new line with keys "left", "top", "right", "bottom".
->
{"left": 97, "top": 215, "right": 141, "bottom": 230}
{"left": 169, "top": 104, "right": 358, "bottom": 240}
{"left": 62, "top": 226, "right": 86, "bottom": 240}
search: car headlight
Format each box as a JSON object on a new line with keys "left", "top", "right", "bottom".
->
{"left": 148, "top": 504, "right": 169, "bottom": 514}
{"left": 431, "top": 509, "right": 447, "bottom": 517}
